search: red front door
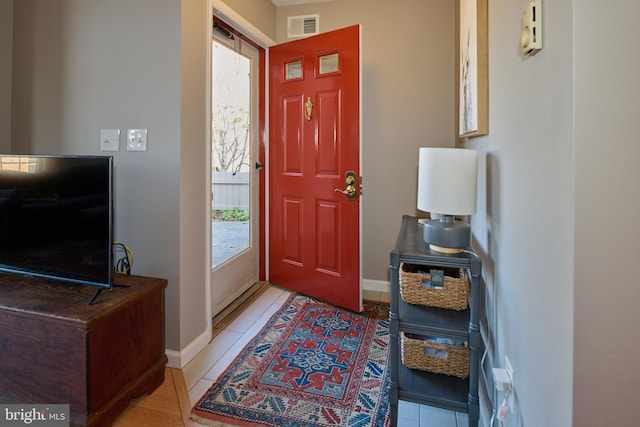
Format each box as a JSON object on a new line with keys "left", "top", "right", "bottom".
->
{"left": 269, "top": 25, "right": 361, "bottom": 312}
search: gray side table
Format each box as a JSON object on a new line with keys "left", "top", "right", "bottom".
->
{"left": 389, "top": 215, "right": 483, "bottom": 427}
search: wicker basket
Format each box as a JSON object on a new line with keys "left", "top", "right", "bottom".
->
{"left": 400, "top": 332, "right": 469, "bottom": 379}
{"left": 399, "top": 263, "right": 469, "bottom": 310}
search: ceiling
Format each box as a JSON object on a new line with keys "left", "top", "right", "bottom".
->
{"left": 271, "top": 0, "right": 336, "bottom": 6}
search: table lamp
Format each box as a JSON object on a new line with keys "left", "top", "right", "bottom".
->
{"left": 417, "top": 147, "right": 478, "bottom": 253}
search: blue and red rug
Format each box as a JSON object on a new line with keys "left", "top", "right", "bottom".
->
{"left": 191, "top": 294, "right": 390, "bottom": 427}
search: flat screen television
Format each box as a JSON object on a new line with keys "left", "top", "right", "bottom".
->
{"left": 0, "top": 155, "right": 114, "bottom": 301}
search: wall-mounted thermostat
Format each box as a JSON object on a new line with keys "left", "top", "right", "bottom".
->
{"left": 521, "top": 1, "right": 542, "bottom": 56}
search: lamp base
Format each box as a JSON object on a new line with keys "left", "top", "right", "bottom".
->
{"left": 428, "top": 244, "right": 463, "bottom": 254}
{"left": 421, "top": 214, "right": 471, "bottom": 253}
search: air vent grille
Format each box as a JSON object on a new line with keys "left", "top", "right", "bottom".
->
{"left": 287, "top": 14, "right": 319, "bottom": 38}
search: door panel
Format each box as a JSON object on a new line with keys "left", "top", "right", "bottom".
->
{"left": 317, "top": 90, "right": 340, "bottom": 174}
{"left": 283, "top": 197, "right": 303, "bottom": 263}
{"left": 210, "top": 27, "right": 260, "bottom": 317}
{"left": 283, "top": 96, "right": 303, "bottom": 173}
{"left": 269, "top": 25, "right": 361, "bottom": 312}
{"left": 317, "top": 200, "right": 339, "bottom": 272}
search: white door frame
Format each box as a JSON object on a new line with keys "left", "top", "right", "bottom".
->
{"left": 205, "top": 1, "right": 275, "bottom": 340}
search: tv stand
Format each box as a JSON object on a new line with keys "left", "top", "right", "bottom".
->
{"left": 89, "top": 287, "right": 103, "bottom": 305}
{"left": 0, "top": 273, "right": 167, "bottom": 427}
{"left": 88, "top": 283, "right": 131, "bottom": 305}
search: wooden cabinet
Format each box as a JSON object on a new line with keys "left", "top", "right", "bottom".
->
{"left": 0, "top": 273, "right": 167, "bottom": 427}
{"left": 389, "top": 215, "right": 483, "bottom": 426}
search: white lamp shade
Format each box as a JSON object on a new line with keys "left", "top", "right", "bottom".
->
{"left": 417, "top": 147, "right": 478, "bottom": 215}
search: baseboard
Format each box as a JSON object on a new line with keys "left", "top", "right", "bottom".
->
{"left": 165, "top": 329, "right": 211, "bottom": 369}
{"left": 362, "top": 278, "right": 390, "bottom": 293}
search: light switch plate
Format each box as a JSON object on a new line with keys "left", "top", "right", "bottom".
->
{"left": 127, "top": 129, "right": 148, "bottom": 152}
{"left": 100, "top": 129, "right": 120, "bottom": 152}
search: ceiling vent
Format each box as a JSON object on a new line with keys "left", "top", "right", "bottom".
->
{"left": 287, "top": 14, "right": 319, "bottom": 38}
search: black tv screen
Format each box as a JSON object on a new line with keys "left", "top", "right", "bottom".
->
{"left": 0, "top": 155, "right": 114, "bottom": 289}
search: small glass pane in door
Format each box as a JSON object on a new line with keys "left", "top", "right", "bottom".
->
{"left": 285, "top": 60, "right": 302, "bottom": 80}
{"left": 319, "top": 53, "right": 339, "bottom": 74}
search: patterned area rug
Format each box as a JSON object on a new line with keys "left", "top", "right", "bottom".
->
{"left": 191, "top": 294, "right": 390, "bottom": 427}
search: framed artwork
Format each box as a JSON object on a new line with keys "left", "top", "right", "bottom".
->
{"left": 459, "top": 0, "right": 488, "bottom": 137}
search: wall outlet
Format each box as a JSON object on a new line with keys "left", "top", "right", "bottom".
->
{"left": 492, "top": 368, "right": 512, "bottom": 392}
{"left": 505, "top": 355, "right": 515, "bottom": 413}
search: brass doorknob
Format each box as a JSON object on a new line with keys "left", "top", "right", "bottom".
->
{"left": 334, "top": 185, "right": 357, "bottom": 198}
{"left": 334, "top": 170, "right": 358, "bottom": 201}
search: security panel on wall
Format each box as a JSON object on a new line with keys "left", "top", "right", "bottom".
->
{"left": 521, "top": 1, "right": 542, "bottom": 56}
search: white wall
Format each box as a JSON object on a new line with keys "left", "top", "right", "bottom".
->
{"left": 219, "top": 0, "right": 276, "bottom": 40}
{"left": 0, "top": 0, "right": 12, "bottom": 151}
{"left": 179, "top": 0, "right": 210, "bottom": 352}
{"left": 10, "top": 0, "right": 210, "bottom": 359}
{"left": 573, "top": 1, "right": 640, "bottom": 425}
{"left": 464, "top": 0, "right": 574, "bottom": 425}
{"left": 467, "top": 0, "right": 640, "bottom": 425}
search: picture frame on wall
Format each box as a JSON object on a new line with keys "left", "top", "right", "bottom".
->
{"left": 459, "top": 0, "right": 488, "bottom": 137}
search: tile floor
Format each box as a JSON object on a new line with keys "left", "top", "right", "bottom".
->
{"left": 182, "top": 286, "right": 469, "bottom": 427}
